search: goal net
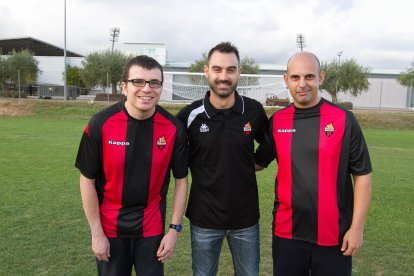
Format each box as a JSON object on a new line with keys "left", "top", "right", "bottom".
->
{"left": 162, "top": 72, "right": 289, "bottom": 104}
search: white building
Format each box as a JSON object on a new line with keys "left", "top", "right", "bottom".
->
{"left": 337, "top": 69, "right": 411, "bottom": 109}
{"left": 36, "top": 56, "right": 83, "bottom": 85}
{"left": 122, "top": 42, "right": 167, "bottom": 66}
{"left": 0, "top": 36, "right": 84, "bottom": 86}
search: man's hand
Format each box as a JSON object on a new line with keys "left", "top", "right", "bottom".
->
{"left": 156, "top": 230, "right": 179, "bottom": 263}
{"left": 341, "top": 227, "right": 363, "bottom": 256}
{"left": 92, "top": 233, "right": 110, "bottom": 262}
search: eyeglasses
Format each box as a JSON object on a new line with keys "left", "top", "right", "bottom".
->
{"left": 125, "top": 79, "right": 163, "bottom": 88}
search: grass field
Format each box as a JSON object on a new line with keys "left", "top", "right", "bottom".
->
{"left": 0, "top": 99, "right": 413, "bottom": 275}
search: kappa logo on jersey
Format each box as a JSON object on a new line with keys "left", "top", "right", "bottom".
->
{"left": 277, "top": 128, "right": 296, "bottom": 133}
{"left": 243, "top": 122, "right": 252, "bottom": 135}
{"left": 200, "top": 123, "right": 210, "bottom": 133}
{"left": 108, "top": 140, "right": 130, "bottom": 146}
{"left": 156, "top": 135, "right": 167, "bottom": 150}
{"left": 324, "top": 123, "right": 335, "bottom": 137}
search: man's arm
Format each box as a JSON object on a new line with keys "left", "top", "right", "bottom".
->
{"left": 255, "top": 114, "right": 276, "bottom": 171}
{"left": 80, "top": 174, "right": 110, "bottom": 262}
{"left": 341, "top": 173, "right": 372, "bottom": 256}
{"left": 255, "top": 163, "right": 265, "bottom": 171}
{"left": 157, "top": 177, "right": 188, "bottom": 263}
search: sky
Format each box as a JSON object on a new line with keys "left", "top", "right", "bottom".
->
{"left": 1, "top": 0, "right": 413, "bottom": 70}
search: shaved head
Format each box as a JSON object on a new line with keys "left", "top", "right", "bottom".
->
{"left": 283, "top": 51, "right": 325, "bottom": 108}
{"left": 287, "top": 52, "right": 321, "bottom": 73}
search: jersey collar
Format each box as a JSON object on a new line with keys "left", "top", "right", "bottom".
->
{"left": 203, "top": 91, "right": 245, "bottom": 118}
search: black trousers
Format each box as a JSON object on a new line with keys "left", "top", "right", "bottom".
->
{"left": 96, "top": 235, "right": 164, "bottom": 276}
{"left": 272, "top": 236, "right": 352, "bottom": 276}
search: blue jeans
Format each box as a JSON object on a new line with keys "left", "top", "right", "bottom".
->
{"left": 190, "top": 223, "right": 260, "bottom": 276}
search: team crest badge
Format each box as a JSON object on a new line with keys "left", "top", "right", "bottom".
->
{"left": 324, "top": 123, "right": 335, "bottom": 137}
{"left": 156, "top": 135, "right": 167, "bottom": 150}
{"left": 243, "top": 122, "right": 252, "bottom": 136}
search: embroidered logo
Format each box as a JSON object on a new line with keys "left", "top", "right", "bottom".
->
{"left": 243, "top": 122, "right": 252, "bottom": 135}
{"left": 324, "top": 123, "right": 335, "bottom": 137}
{"left": 156, "top": 135, "right": 167, "bottom": 150}
{"left": 200, "top": 123, "right": 210, "bottom": 133}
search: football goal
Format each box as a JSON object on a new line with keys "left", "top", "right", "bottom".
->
{"left": 161, "top": 72, "right": 289, "bottom": 104}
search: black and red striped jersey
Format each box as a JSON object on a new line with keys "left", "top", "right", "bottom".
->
{"left": 256, "top": 98, "right": 372, "bottom": 246}
{"left": 75, "top": 101, "right": 188, "bottom": 238}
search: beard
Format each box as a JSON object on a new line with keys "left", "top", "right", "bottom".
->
{"left": 209, "top": 79, "right": 238, "bottom": 98}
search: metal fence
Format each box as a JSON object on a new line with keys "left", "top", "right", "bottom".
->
{"left": 37, "top": 85, "right": 79, "bottom": 100}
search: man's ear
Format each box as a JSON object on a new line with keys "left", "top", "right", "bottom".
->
{"left": 121, "top": 81, "right": 127, "bottom": 95}
{"left": 319, "top": 71, "right": 326, "bottom": 85}
{"left": 204, "top": 64, "right": 209, "bottom": 78}
{"left": 283, "top": 74, "right": 289, "bottom": 87}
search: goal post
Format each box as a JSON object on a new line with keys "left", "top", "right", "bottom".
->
{"left": 161, "top": 72, "right": 289, "bottom": 104}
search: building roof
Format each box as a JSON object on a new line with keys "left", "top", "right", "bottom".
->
{"left": 370, "top": 68, "right": 403, "bottom": 75}
{"left": 0, "top": 37, "right": 83, "bottom": 57}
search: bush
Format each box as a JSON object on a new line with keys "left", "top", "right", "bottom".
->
{"left": 337, "top": 102, "right": 353, "bottom": 110}
{"left": 0, "top": 90, "right": 27, "bottom": 98}
{"left": 94, "top": 93, "right": 125, "bottom": 102}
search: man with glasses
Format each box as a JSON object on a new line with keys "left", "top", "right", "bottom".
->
{"left": 76, "top": 55, "right": 188, "bottom": 276}
{"left": 177, "top": 42, "right": 268, "bottom": 275}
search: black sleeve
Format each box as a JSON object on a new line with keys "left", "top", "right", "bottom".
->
{"left": 176, "top": 105, "right": 189, "bottom": 128}
{"left": 348, "top": 112, "right": 372, "bottom": 175}
{"left": 255, "top": 113, "right": 277, "bottom": 168}
{"left": 170, "top": 119, "right": 188, "bottom": 179}
{"left": 74, "top": 117, "right": 102, "bottom": 179}
{"left": 254, "top": 103, "right": 269, "bottom": 145}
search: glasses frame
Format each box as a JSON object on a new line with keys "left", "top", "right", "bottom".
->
{"left": 125, "top": 78, "right": 163, "bottom": 89}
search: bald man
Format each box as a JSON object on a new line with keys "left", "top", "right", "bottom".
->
{"left": 255, "top": 52, "right": 372, "bottom": 276}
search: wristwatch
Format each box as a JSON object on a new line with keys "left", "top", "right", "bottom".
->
{"left": 169, "top": 224, "right": 182, "bottom": 233}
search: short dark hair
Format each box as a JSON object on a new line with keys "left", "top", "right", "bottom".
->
{"left": 207, "top": 42, "right": 240, "bottom": 64}
{"left": 122, "top": 55, "right": 164, "bottom": 82}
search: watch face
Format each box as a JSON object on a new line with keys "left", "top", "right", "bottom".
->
{"left": 170, "top": 224, "right": 182, "bottom": 232}
{"left": 176, "top": 225, "right": 182, "bottom": 232}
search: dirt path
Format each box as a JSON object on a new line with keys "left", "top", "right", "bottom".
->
{"left": 0, "top": 99, "right": 35, "bottom": 116}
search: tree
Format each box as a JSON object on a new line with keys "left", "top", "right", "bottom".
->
{"left": 188, "top": 53, "right": 208, "bottom": 73}
{"left": 321, "top": 59, "right": 370, "bottom": 103}
{"left": 398, "top": 62, "right": 414, "bottom": 87}
{"left": 240, "top": 56, "right": 260, "bottom": 75}
{"left": 0, "top": 49, "right": 39, "bottom": 91}
{"left": 238, "top": 57, "right": 261, "bottom": 86}
{"left": 0, "top": 55, "right": 9, "bottom": 90}
{"left": 80, "top": 50, "right": 130, "bottom": 94}
{"left": 66, "top": 65, "right": 82, "bottom": 86}
{"left": 66, "top": 65, "right": 88, "bottom": 94}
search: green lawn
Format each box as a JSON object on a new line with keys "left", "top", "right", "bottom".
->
{"left": 0, "top": 116, "right": 413, "bottom": 275}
